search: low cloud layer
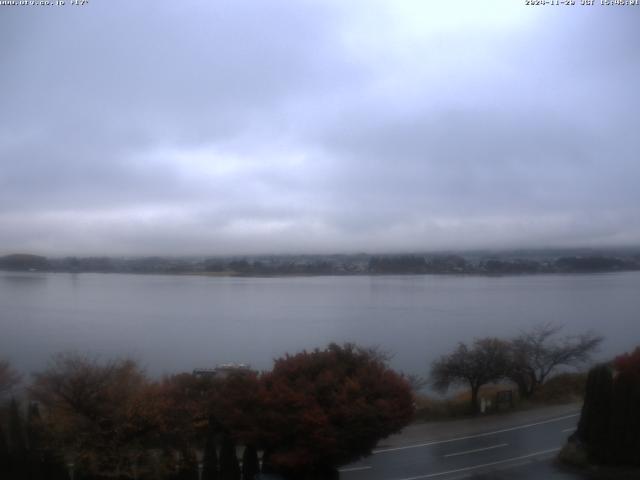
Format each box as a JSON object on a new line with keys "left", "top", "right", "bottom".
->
{"left": 1, "top": 1, "right": 639, "bottom": 255}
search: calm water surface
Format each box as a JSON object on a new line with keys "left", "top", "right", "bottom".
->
{"left": 1, "top": 271, "right": 639, "bottom": 376}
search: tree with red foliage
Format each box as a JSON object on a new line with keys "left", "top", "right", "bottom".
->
{"left": 153, "top": 373, "right": 214, "bottom": 447}
{"left": 254, "top": 343, "right": 414, "bottom": 478}
{"left": 209, "top": 370, "right": 261, "bottom": 442}
{"left": 154, "top": 370, "right": 261, "bottom": 478}
{"left": 614, "top": 346, "right": 640, "bottom": 378}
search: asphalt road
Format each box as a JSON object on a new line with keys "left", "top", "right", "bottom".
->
{"left": 339, "top": 411, "right": 585, "bottom": 480}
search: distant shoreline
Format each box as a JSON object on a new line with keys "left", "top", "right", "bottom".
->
{"left": 2, "top": 267, "right": 640, "bottom": 279}
{"left": 2, "top": 250, "right": 640, "bottom": 277}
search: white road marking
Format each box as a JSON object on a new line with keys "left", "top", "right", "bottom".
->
{"left": 562, "top": 427, "right": 575, "bottom": 433}
{"left": 443, "top": 443, "right": 508, "bottom": 458}
{"left": 373, "top": 413, "right": 579, "bottom": 454}
{"left": 393, "top": 447, "right": 561, "bottom": 480}
{"left": 338, "top": 466, "right": 372, "bottom": 472}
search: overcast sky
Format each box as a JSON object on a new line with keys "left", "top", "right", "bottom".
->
{"left": 1, "top": 0, "right": 639, "bottom": 256}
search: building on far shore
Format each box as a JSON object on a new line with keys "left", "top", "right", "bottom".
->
{"left": 193, "top": 363, "right": 252, "bottom": 379}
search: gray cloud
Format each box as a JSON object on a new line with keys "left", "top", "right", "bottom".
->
{"left": 1, "top": 1, "right": 639, "bottom": 255}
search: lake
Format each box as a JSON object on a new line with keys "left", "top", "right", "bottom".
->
{"left": 1, "top": 271, "right": 639, "bottom": 377}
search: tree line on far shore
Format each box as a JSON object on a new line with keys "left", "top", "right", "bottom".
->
{"left": 2, "top": 252, "right": 639, "bottom": 276}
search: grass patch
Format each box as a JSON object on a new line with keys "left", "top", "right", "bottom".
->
{"left": 414, "top": 373, "right": 586, "bottom": 422}
{"left": 532, "top": 372, "right": 586, "bottom": 403}
{"left": 414, "top": 384, "right": 511, "bottom": 421}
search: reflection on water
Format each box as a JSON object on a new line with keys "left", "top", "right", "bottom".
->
{"left": 1, "top": 272, "right": 48, "bottom": 285}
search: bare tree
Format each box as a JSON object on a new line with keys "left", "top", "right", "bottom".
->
{"left": 430, "top": 338, "right": 510, "bottom": 413}
{"left": 30, "top": 352, "right": 153, "bottom": 478}
{"left": 0, "top": 360, "right": 21, "bottom": 399}
{"left": 405, "top": 374, "right": 428, "bottom": 393}
{"left": 507, "top": 322, "right": 603, "bottom": 398}
{"left": 361, "top": 344, "right": 395, "bottom": 365}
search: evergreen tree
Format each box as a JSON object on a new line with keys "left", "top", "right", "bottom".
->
{"left": 218, "top": 436, "right": 240, "bottom": 480}
{"left": 9, "top": 398, "right": 27, "bottom": 479}
{"left": 576, "top": 364, "right": 613, "bottom": 463}
{"left": 260, "top": 449, "right": 274, "bottom": 474}
{"left": 39, "top": 440, "right": 67, "bottom": 480}
{"left": 573, "top": 350, "right": 640, "bottom": 466}
{"left": 37, "top": 445, "right": 66, "bottom": 480}
{"left": 177, "top": 449, "right": 197, "bottom": 480}
{"left": 202, "top": 429, "right": 218, "bottom": 480}
{"left": 27, "top": 402, "right": 44, "bottom": 480}
{"left": 240, "top": 446, "right": 258, "bottom": 480}
{"left": 162, "top": 450, "right": 180, "bottom": 480}
{"left": 608, "top": 372, "right": 638, "bottom": 464}
{"left": 26, "top": 403, "right": 41, "bottom": 449}
{"left": 0, "top": 424, "right": 11, "bottom": 478}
